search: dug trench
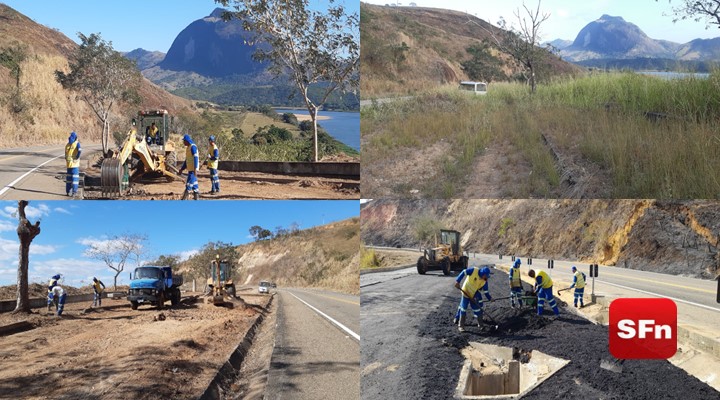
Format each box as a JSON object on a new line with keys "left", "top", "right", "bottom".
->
{"left": 412, "top": 268, "right": 718, "bottom": 399}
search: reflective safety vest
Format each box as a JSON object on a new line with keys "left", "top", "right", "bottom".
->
{"left": 93, "top": 280, "right": 104, "bottom": 294}
{"left": 574, "top": 271, "right": 586, "bottom": 289}
{"left": 65, "top": 141, "right": 80, "bottom": 168}
{"left": 462, "top": 268, "right": 487, "bottom": 298}
{"left": 537, "top": 270, "right": 553, "bottom": 289}
{"left": 48, "top": 278, "right": 58, "bottom": 292}
{"left": 207, "top": 143, "right": 219, "bottom": 169}
{"left": 185, "top": 143, "right": 198, "bottom": 172}
{"left": 510, "top": 267, "right": 522, "bottom": 288}
{"left": 148, "top": 125, "right": 158, "bottom": 138}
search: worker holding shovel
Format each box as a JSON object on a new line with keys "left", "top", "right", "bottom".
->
{"left": 453, "top": 266, "right": 493, "bottom": 332}
{"left": 528, "top": 269, "right": 560, "bottom": 317}
{"left": 568, "top": 266, "right": 586, "bottom": 308}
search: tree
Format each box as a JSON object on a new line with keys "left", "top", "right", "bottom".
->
{"left": 481, "top": 0, "right": 550, "bottom": 93}
{"left": 0, "top": 43, "right": 28, "bottom": 113}
{"left": 259, "top": 228, "right": 273, "bottom": 240}
{"left": 461, "top": 42, "right": 508, "bottom": 83}
{"left": 83, "top": 233, "right": 147, "bottom": 290}
{"left": 249, "top": 225, "right": 263, "bottom": 241}
{"left": 149, "top": 255, "right": 181, "bottom": 268}
{"left": 13, "top": 200, "right": 41, "bottom": 314}
{"left": 180, "top": 241, "right": 238, "bottom": 282}
{"left": 217, "top": 0, "right": 360, "bottom": 162}
{"left": 658, "top": 0, "right": 720, "bottom": 28}
{"left": 55, "top": 33, "right": 142, "bottom": 155}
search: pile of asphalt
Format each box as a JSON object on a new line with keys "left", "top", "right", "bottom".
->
{"left": 415, "top": 269, "right": 718, "bottom": 399}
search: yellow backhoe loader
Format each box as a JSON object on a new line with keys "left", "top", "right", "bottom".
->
{"left": 205, "top": 256, "right": 237, "bottom": 306}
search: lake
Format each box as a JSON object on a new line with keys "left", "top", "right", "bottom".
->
{"left": 274, "top": 108, "right": 360, "bottom": 152}
{"left": 639, "top": 71, "right": 710, "bottom": 80}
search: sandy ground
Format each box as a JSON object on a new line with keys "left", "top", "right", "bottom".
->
{"left": 82, "top": 168, "right": 359, "bottom": 200}
{"left": 0, "top": 292, "right": 272, "bottom": 400}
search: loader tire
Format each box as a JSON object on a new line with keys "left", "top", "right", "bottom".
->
{"left": 442, "top": 258, "right": 452, "bottom": 276}
{"left": 227, "top": 284, "right": 236, "bottom": 298}
{"left": 461, "top": 256, "right": 469, "bottom": 269}
{"left": 417, "top": 257, "right": 427, "bottom": 275}
{"left": 165, "top": 151, "right": 177, "bottom": 172}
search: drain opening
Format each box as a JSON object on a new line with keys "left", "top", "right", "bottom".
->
{"left": 456, "top": 342, "right": 569, "bottom": 399}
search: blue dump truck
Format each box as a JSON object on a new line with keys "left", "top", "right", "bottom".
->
{"left": 128, "top": 266, "right": 183, "bottom": 310}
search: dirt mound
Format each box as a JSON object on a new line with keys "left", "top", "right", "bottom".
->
{"left": 413, "top": 269, "right": 717, "bottom": 399}
{"left": 0, "top": 283, "right": 89, "bottom": 301}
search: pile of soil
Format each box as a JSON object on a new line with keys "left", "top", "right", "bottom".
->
{"left": 0, "top": 283, "right": 89, "bottom": 301}
{"left": 415, "top": 269, "right": 717, "bottom": 399}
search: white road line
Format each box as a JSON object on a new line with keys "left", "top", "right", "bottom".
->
{"left": 0, "top": 154, "right": 62, "bottom": 197}
{"left": 287, "top": 291, "right": 360, "bottom": 341}
{"left": 598, "top": 280, "right": 720, "bottom": 312}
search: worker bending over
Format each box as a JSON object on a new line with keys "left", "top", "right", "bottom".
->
{"left": 47, "top": 274, "right": 61, "bottom": 311}
{"left": 453, "top": 266, "right": 493, "bottom": 332}
{"left": 49, "top": 285, "right": 67, "bottom": 316}
{"left": 509, "top": 259, "right": 523, "bottom": 308}
{"left": 92, "top": 277, "right": 106, "bottom": 307}
{"left": 569, "top": 266, "right": 586, "bottom": 308}
{"left": 528, "top": 269, "right": 560, "bottom": 316}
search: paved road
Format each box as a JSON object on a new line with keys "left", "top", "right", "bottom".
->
{"left": 361, "top": 267, "right": 457, "bottom": 399}
{"left": 367, "top": 248, "right": 720, "bottom": 312}
{"left": 0, "top": 144, "right": 103, "bottom": 199}
{"left": 266, "top": 288, "right": 359, "bottom": 400}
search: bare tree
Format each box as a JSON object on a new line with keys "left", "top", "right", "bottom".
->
{"left": 13, "top": 200, "right": 41, "bottom": 314}
{"left": 217, "top": 0, "right": 359, "bottom": 161}
{"left": 481, "top": 0, "right": 550, "bottom": 93}
{"left": 84, "top": 233, "right": 147, "bottom": 290}
{"left": 55, "top": 33, "right": 141, "bottom": 155}
{"left": 658, "top": 0, "right": 720, "bottom": 28}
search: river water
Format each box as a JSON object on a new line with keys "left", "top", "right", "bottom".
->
{"left": 274, "top": 108, "right": 360, "bottom": 152}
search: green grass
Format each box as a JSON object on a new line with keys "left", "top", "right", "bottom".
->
{"left": 361, "top": 71, "right": 720, "bottom": 198}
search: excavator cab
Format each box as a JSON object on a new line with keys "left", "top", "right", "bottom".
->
{"left": 207, "top": 256, "right": 236, "bottom": 305}
{"left": 138, "top": 110, "right": 171, "bottom": 150}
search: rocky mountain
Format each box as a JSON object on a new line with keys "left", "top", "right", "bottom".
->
{"left": 0, "top": 4, "right": 192, "bottom": 147}
{"left": 361, "top": 199, "right": 720, "bottom": 279}
{"left": 124, "top": 48, "right": 165, "bottom": 70}
{"left": 158, "top": 8, "right": 265, "bottom": 78}
{"left": 557, "top": 14, "right": 720, "bottom": 62}
{"left": 546, "top": 39, "right": 572, "bottom": 51}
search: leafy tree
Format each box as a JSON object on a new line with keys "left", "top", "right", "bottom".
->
{"left": 658, "top": 0, "right": 720, "bottom": 28}
{"left": 13, "top": 200, "right": 40, "bottom": 314}
{"left": 180, "top": 241, "right": 238, "bottom": 282}
{"left": 413, "top": 214, "right": 443, "bottom": 245}
{"left": 55, "top": 33, "right": 142, "bottom": 154}
{"left": 83, "top": 233, "right": 147, "bottom": 290}
{"left": 461, "top": 42, "right": 508, "bottom": 83}
{"left": 218, "top": 0, "right": 359, "bottom": 161}
{"left": 480, "top": 0, "right": 550, "bottom": 93}
{"left": 282, "top": 112, "right": 299, "bottom": 125}
{"left": 149, "top": 254, "right": 181, "bottom": 268}
{"left": 259, "top": 228, "right": 273, "bottom": 240}
{"left": 249, "top": 225, "right": 263, "bottom": 241}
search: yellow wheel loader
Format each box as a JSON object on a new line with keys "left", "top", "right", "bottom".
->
{"left": 206, "top": 256, "right": 237, "bottom": 306}
{"left": 100, "top": 109, "right": 180, "bottom": 197}
{"left": 416, "top": 229, "right": 469, "bottom": 276}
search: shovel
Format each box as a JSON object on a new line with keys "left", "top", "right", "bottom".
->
{"left": 457, "top": 287, "right": 499, "bottom": 331}
{"left": 557, "top": 287, "right": 572, "bottom": 294}
{"left": 600, "top": 358, "right": 626, "bottom": 373}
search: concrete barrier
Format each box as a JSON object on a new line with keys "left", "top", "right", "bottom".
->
{"left": 0, "top": 293, "right": 103, "bottom": 313}
{"left": 218, "top": 161, "right": 359, "bottom": 178}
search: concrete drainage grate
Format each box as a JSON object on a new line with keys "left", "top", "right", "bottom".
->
{"left": 455, "top": 342, "right": 570, "bottom": 399}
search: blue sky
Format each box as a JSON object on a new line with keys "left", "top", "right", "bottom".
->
{"left": 0, "top": 200, "right": 359, "bottom": 287}
{"left": 1, "top": 0, "right": 360, "bottom": 52}
{"left": 364, "top": 0, "right": 720, "bottom": 43}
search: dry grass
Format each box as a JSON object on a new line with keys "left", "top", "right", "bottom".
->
{"left": 362, "top": 73, "right": 720, "bottom": 198}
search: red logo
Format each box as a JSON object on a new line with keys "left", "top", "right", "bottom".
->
{"left": 609, "top": 298, "right": 677, "bottom": 359}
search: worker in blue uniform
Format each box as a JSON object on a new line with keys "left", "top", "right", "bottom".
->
{"left": 453, "top": 265, "right": 493, "bottom": 332}
{"left": 509, "top": 259, "right": 523, "bottom": 308}
{"left": 49, "top": 285, "right": 67, "bottom": 316}
{"left": 206, "top": 135, "right": 220, "bottom": 194}
{"left": 64, "top": 132, "right": 81, "bottom": 197}
{"left": 179, "top": 134, "right": 200, "bottom": 200}
{"left": 528, "top": 269, "right": 560, "bottom": 316}
{"left": 47, "top": 274, "right": 60, "bottom": 311}
{"left": 569, "top": 266, "right": 587, "bottom": 308}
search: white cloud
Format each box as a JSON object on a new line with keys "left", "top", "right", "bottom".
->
{"left": 0, "top": 203, "right": 59, "bottom": 220}
{"left": 0, "top": 220, "right": 14, "bottom": 232}
{"left": 0, "top": 238, "right": 57, "bottom": 263}
{"left": 178, "top": 249, "right": 199, "bottom": 261}
{"left": 77, "top": 236, "right": 144, "bottom": 256}
{"left": 0, "top": 206, "right": 17, "bottom": 219}
{"left": 53, "top": 207, "right": 71, "bottom": 215}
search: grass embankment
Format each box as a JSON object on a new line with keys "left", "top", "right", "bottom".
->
{"left": 362, "top": 72, "right": 720, "bottom": 198}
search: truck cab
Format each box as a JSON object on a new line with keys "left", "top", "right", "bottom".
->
{"left": 459, "top": 81, "right": 487, "bottom": 95}
{"left": 128, "top": 266, "right": 183, "bottom": 310}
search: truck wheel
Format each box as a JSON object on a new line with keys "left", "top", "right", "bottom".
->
{"left": 461, "top": 256, "right": 469, "bottom": 269}
{"left": 171, "top": 289, "right": 180, "bottom": 306}
{"left": 442, "top": 259, "right": 452, "bottom": 276}
{"left": 417, "top": 257, "right": 427, "bottom": 275}
{"left": 157, "top": 292, "right": 165, "bottom": 310}
{"left": 131, "top": 301, "right": 138, "bottom": 310}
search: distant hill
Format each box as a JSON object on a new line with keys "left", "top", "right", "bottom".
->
{"left": 560, "top": 14, "right": 720, "bottom": 63}
{"left": 546, "top": 39, "right": 572, "bottom": 51}
{"left": 0, "top": 3, "right": 192, "bottom": 147}
{"left": 360, "top": 3, "right": 581, "bottom": 97}
{"left": 124, "top": 48, "right": 165, "bottom": 70}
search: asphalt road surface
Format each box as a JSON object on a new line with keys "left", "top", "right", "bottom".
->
{"left": 266, "top": 288, "right": 359, "bottom": 400}
{"left": 0, "top": 144, "right": 102, "bottom": 200}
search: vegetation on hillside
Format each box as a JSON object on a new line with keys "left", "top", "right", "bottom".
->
{"left": 362, "top": 71, "right": 720, "bottom": 198}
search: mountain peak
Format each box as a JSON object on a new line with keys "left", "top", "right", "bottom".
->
{"left": 598, "top": 14, "right": 625, "bottom": 23}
